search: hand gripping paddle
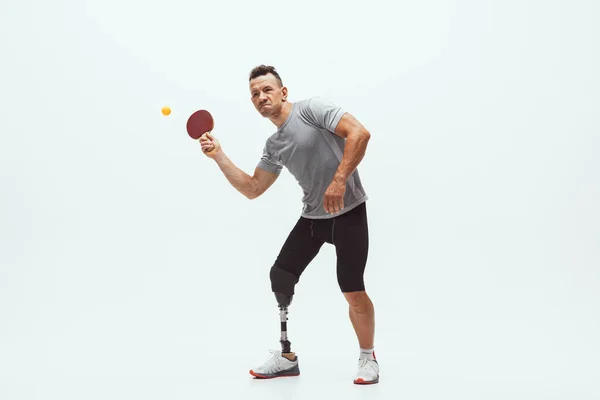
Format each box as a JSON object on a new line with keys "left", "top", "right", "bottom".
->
{"left": 186, "top": 110, "right": 214, "bottom": 139}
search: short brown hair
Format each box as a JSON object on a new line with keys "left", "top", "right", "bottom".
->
{"left": 249, "top": 65, "right": 283, "bottom": 87}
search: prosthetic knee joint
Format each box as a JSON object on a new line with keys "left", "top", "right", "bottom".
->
{"left": 270, "top": 265, "right": 299, "bottom": 354}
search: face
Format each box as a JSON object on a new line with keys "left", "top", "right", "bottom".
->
{"left": 249, "top": 73, "right": 288, "bottom": 118}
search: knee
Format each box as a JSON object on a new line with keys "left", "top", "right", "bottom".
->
{"left": 338, "top": 275, "right": 365, "bottom": 294}
{"left": 343, "top": 291, "right": 371, "bottom": 309}
{"left": 270, "top": 264, "right": 299, "bottom": 296}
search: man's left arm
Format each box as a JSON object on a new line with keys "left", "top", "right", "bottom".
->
{"left": 323, "top": 113, "right": 371, "bottom": 214}
{"left": 333, "top": 113, "right": 371, "bottom": 183}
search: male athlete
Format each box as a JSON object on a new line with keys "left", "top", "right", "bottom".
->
{"left": 198, "top": 65, "right": 379, "bottom": 384}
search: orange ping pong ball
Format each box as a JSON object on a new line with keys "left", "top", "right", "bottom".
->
{"left": 162, "top": 106, "right": 171, "bottom": 116}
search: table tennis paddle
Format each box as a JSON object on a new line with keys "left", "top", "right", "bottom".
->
{"left": 186, "top": 109, "right": 214, "bottom": 140}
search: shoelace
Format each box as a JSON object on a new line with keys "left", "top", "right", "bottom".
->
{"left": 267, "top": 349, "right": 282, "bottom": 360}
{"left": 358, "top": 358, "right": 377, "bottom": 373}
{"left": 261, "top": 350, "right": 286, "bottom": 373}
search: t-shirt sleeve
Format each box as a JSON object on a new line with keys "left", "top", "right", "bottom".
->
{"left": 256, "top": 141, "right": 283, "bottom": 174}
{"left": 305, "top": 97, "right": 346, "bottom": 133}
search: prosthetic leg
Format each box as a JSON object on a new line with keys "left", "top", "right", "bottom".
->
{"left": 271, "top": 266, "right": 299, "bottom": 356}
{"left": 248, "top": 289, "right": 300, "bottom": 379}
{"left": 248, "top": 265, "right": 301, "bottom": 379}
{"left": 275, "top": 293, "right": 292, "bottom": 353}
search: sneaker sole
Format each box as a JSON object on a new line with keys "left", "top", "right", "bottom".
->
{"left": 249, "top": 365, "right": 300, "bottom": 379}
{"left": 354, "top": 376, "right": 379, "bottom": 385}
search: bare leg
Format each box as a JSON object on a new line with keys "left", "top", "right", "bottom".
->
{"left": 343, "top": 291, "right": 375, "bottom": 349}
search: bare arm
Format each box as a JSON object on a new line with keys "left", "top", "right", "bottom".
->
{"left": 332, "top": 113, "right": 371, "bottom": 183}
{"left": 200, "top": 132, "right": 278, "bottom": 199}
{"left": 323, "top": 113, "right": 371, "bottom": 214}
{"left": 213, "top": 152, "right": 279, "bottom": 199}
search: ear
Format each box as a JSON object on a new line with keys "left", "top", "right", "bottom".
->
{"left": 281, "top": 86, "right": 288, "bottom": 101}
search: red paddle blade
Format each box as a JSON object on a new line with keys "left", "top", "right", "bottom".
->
{"left": 186, "top": 110, "right": 214, "bottom": 139}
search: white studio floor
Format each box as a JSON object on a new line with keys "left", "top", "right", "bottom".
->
{"left": 1, "top": 237, "right": 598, "bottom": 400}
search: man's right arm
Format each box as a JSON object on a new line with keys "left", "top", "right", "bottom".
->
{"left": 200, "top": 132, "right": 279, "bottom": 199}
{"left": 212, "top": 151, "right": 279, "bottom": 199}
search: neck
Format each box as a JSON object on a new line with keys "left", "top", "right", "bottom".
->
{"left": 270, "top": 102, "right": 293, "bottom": 128}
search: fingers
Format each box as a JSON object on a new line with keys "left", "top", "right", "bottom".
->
{"left": 201, "top": 143, "right": 214, "bottom": 153}
{"left": 200, "top": 137, "right": 214, "bottom": 151}
{"left": 323, "top": 194, "right": 344, "bottom": 214}
{"left": 324, "top": 195, "right": 330, "bottom": 213}
{"left": 199, "top": 131, "right": 216, "bottom": 153}
{"left": 199, "top": 131, "right": 214, "bottom": 141}
{"left": 333, "top": 197, "right": 343, "bottom": 213}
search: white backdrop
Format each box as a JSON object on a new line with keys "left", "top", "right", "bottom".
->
{"left": 1, "top": 0, "right": 599, "bottom": 399}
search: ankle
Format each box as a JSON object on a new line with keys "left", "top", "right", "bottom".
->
{"left": 282, "top": 352, "right": 296, "bottom": 361}
{"left": 359, "top": 347, "right": 376, "bottom": 360}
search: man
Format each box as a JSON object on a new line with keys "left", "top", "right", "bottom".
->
{"left": 198, "top": 65, "right": 379, "bottom": 385}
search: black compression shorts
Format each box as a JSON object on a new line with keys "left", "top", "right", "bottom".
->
{"left": 272, "top": 201, "right": 369, "bottom": 293}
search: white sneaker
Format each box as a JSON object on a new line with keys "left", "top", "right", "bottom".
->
{"left": 249, "top": 350, "right": 300, "bottom": 379}
{"left": 354, "top": 357, "right": 379, "bottom": 384}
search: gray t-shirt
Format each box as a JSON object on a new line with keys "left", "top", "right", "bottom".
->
{"left": 257, "top": 97, "right": 368, "bottom": 219}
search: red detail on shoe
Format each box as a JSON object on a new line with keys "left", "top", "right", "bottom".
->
{"left": 354, "top": 377, "right": 377, "bottom": 385}
{"left": 372, "top": 351, "right": 376, "bottom": 360}
{"left": 249, "top": 370, "right": 300, "bottom": 379}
